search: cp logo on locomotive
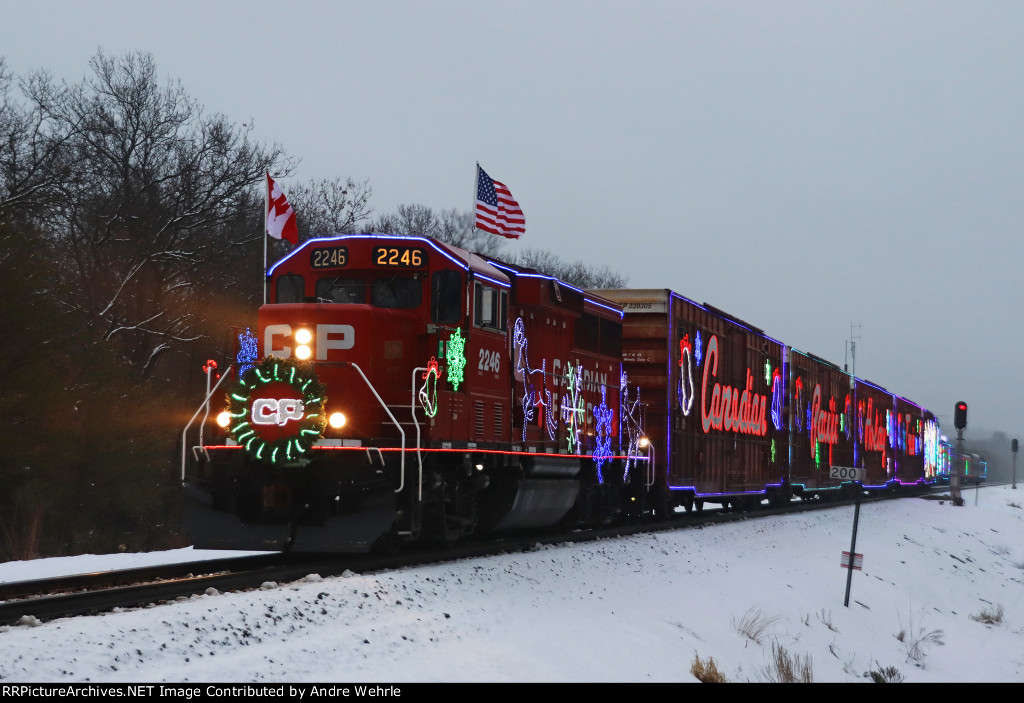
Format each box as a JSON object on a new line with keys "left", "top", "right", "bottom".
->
{"left": 264, "top": 324, "right": 355, "bottom": 360}
{"left": 251, "top": 398, "right": 305, "bottom": 427}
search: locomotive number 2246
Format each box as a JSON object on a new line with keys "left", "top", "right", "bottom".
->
{"left": 373, "top": 246, "right": 425, "bottom": 268}
{"left": 479, "top": 349, "right": 500, "bottom": 374}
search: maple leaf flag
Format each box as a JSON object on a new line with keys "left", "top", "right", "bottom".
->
{"left": 266, "top": 172, "right": 298, "bottom": 244}
{"left": 475, "top": 165, "right": 525, "bottom": 239}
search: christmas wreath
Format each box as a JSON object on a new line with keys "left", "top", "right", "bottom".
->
{"left": 225, "top": 356, "right": 328, "bottom": 464}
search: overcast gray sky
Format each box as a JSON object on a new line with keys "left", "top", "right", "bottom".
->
{"left": 4, "top": 0, "right": 1023, "bottom": 439}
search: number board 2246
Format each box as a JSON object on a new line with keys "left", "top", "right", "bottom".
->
{"left": 373, "top": 246, "right": 426, "bottom": 268}
{"left": 310, "top": 246, "right": 349, "bottom": 269}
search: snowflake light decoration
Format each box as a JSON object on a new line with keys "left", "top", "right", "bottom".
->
{"left": 445, "top": 328, "right": 467, "bottom": 391}
{"left": 561, "top": 363, "right": 584, "bottom": 452}
{"left": 236, "top": 327, "right": 259, "bottom": 379}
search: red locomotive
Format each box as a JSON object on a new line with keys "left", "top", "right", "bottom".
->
{"left": 183, "top": 234, "right": 629, "bottom": 552}
{"left": 181, "top": 234, "right": 941, "bottom": 552}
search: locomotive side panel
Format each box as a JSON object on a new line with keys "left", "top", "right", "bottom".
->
{"left": 498, "top": 265, "right": 624, "bottom": 461}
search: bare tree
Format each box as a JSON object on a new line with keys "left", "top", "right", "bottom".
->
{"left": 369, "top": 203, "right": 625, "bottom": 286}
{"left": 288, "top": 175, "right": 373, "bottom": 239}
{"left": 0, "top": 59, "right": 81, "bottom": 224}
{"left": 510, "top": 247, "right": 628, "bottom": 289}
{"left": 371, "top": 204, "right": 507, "bottom": 257}
{"left": 42, "top": 50, "right": 294, "bottom": 376}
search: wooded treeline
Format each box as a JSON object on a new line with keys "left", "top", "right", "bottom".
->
{"left": 0, "top": 52, "right": 626, "bottom": 561}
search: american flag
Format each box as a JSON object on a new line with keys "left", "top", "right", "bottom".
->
{"left": 475, "top": 166, "right": 525, "bottom": 239}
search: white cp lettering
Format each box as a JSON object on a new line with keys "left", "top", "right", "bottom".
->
{"left": 317, "top": 324, "right": 354, "bottom": 358}
{"left": 264, "top": 324, "right": 355, "bottom": 360}
{"left": 252, "top": 398, "right": 305, "bottom": 426}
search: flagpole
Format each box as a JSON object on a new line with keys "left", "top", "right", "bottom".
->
{"left": 263, "top": 172, "right": 268, "bottom": 305}
{"left": 472, "top": 162, "right": 480, "bottom": 236}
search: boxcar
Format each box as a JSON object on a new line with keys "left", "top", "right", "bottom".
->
{"left": 593, "top": 289, "right": 787, "bottom": 512}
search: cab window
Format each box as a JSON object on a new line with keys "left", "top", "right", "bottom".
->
{"left": 372, "top": 276, "right": 422, "bottom": 309}
{"left": 600, "top": 319, "right": 622, "bottom": 357}
{"left": 275, "top": 274, "right": 304, "bottom": 303}
{"left": 473, "top": 282, "right": 507, "bottom": 332}
{"left": 575, "top": 313, "right": 600, "bottom": 351}
{"left": 316, "top": 277, "right": 365, "bottom": 303}
{"left": 432, "top": 270, "right": 462, "bottom": 324}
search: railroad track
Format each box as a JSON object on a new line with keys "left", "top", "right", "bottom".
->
{"left": 0, "top": 486, "right": 959, "bottom": 626}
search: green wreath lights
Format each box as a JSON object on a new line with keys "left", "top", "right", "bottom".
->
{"left": 225, "top": 356, "right": 328, "bottom": 464}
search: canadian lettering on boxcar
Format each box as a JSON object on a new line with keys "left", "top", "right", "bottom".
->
{"left": 787, "top": 349, "right": 856, "bottom": 497}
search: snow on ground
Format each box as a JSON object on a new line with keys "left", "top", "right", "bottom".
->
{"left": 0, "top": 485, "right": 1022, "bottom": 683}
{"left": 0, "top": 548, "right": 260, "bottom": 585}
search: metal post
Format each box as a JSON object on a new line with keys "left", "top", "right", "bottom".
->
{"left": 843, "top": 484, "right": 861, "bottom": 607}
{"left": 1012, "top": 439, "right": 1018, "bottom": 489}
{"left": 952, "top": 429, "right": 965, "bottom": 506}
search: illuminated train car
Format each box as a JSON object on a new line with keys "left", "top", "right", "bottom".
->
{"left": 182, "top": 235, "right": 629, "bottom": 552}
{"left": 964, "top": 453, "right": 988, "bottom": 484}
{"left": 852, "top": 379, "right": 899, "bottom": 487}
{"left": 786, "top": 350, "right": 856, "bottom": 499}
{"left": 938, "top": 439, "right": 952, "bottom": 481}
{"left": 593, "top": 290, "right": 788, "bottom": 512}
{"left": 891, "top": 395, "right": 941, "bottom": 486}
{"left": 936, "top": 441, "right": 987, "bottom": 484}
{"left": 853, "top": 380, "right": 940, "bottom": 490}
{"left": 594, "top": 289, "right": 939, "bottom": 510}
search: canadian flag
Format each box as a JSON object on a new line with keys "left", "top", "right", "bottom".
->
{"left": 266, "top": 172, "right": 298, "bottom": 244}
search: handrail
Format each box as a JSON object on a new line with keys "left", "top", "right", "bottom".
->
{"left": 341, "top": 362, "right": 406, "bottom": 494}
{"left": 180, "top": 361, "right": 406, "bottom": 494}
{"left": 180, "top": 365, "right": 234, "bottom": 482}
{"left": 410, "top": 367, "right": 426, "bottom": 502}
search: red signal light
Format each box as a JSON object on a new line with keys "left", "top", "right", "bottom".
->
{"left": 954, "top": 401, "right": 967, "bottom": 431}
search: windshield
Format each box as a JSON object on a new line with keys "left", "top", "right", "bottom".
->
{"left": 372, "top": 276, "right": 422, "bottom": 309}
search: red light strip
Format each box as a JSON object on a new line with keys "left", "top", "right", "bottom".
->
{"left": 201, "top": 445, "right": 647, "bottom": 461}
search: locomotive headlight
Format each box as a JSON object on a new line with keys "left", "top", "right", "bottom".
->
{"left": 294, "top": 328, "right": 313, "bottom": 360}
{"left": 329, "top": 412, "right": 347, "bottom": 429}
{"left": 216, "top": 411, "right": 231, "bottom": 428}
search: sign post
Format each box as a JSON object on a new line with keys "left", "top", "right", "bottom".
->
{"left": 833, "top": 466, "right": 866, "bottom": 607}
{"left": 1013, "top": 438, "right": 1018, "bottom": 490}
